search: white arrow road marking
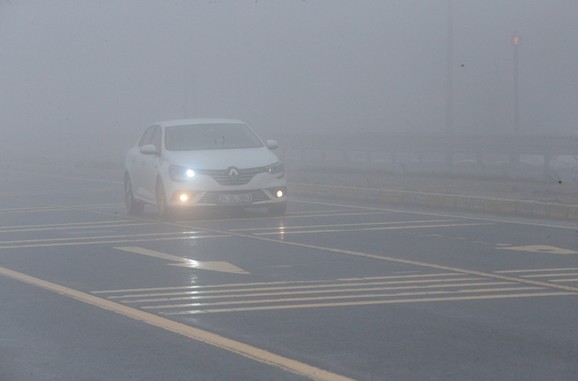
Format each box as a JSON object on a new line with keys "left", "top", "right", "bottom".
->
{"left": 115, "top": 246, "right": 249, "bottom": 274}
{"left": 497, "top": 245, "right": 578, "bottom": 255}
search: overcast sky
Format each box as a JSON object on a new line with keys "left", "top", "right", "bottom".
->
{"left": 1, "top": 1, "right": 577, "bottom": 161}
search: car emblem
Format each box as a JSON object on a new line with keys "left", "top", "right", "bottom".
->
{"left": 228, "top": 167, "right": 240, "bottom": 182}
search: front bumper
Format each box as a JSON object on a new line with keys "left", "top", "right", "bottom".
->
{"left": 162, "top": 169, "right": 287, "bottom": 208}
{"left": 167, "top": 185, "right": 288, "bottom": 208}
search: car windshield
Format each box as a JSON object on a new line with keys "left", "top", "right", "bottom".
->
{"left": 164, "top": 123, "right": 264, "bottom": 151}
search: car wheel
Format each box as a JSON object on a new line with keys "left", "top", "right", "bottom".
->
{"left": 267, "top": 202, "right": 287, "bottom": 217}
{"left": 156, "top": 180, "right": 173, "bottom": 220}
{"left": 124, "top": 175, "right": 144, "bottom": 216}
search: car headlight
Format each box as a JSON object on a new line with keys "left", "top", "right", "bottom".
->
{"left": 169, "top": 165, "right": 196, "bottom": 182}
{"left": 266, "top": 162, "right": 285, "bottom": 177}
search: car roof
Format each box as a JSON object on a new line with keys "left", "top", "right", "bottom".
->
{"left": 154, "top": 118, "right": 246, "bottom": 128}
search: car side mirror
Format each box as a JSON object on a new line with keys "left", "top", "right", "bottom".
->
{"left": 266, "top": 139, "right": 279, "bottom": 150}
{"left": 140, "top": 144, "right": 159, "bottom": 155}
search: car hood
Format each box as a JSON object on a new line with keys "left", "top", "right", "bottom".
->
{"left": 162, "top": 147, "right": 280, "bottom": 170}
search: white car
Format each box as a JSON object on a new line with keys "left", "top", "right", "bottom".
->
{"left": 124, "top": 119, "right": 287, "bottom": 218}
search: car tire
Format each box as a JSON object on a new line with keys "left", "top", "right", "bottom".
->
{"left": 124, "top": 175, "right": 144, "bottom": 216}
{"left": 267, "top": 202, "right": 287, "bottom": 217}
{"left": 156, "top": 180, "right": 173, "bottom": 220}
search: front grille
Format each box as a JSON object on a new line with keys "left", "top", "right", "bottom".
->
{"left": 198, "top": 166, "right": 267, "bottom": 186}
{"left": 199, "top": 190, "right": 269, "bottom": 204}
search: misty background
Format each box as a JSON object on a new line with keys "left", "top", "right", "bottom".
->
{"left": 1, "top": 0, "right": 577, "bottom": 168}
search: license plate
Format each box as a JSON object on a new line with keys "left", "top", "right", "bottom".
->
{"left": 217, "top": 193, "right": 253, "bottom": 204}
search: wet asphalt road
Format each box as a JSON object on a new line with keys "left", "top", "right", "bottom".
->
{"left": 1, "top": 168, "right": 578, "bottom": 381}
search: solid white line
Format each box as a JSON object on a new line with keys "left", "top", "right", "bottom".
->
{"left": 138, "top": 284, "right": 529, "bottom": 309}
{"left": 229, "top": 219, "right": 462, "bottom": 232}
{"left": 106, "top": 277, "right": 487, "bottom": 300}
{"left": 163, "top": 291, "right": 576, "bottom": 315}
{"left": 494, "top": 267, "right": 578, "bottom": 274}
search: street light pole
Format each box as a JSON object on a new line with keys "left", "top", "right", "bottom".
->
{"left": 446, "top": 0, "right": 454, "bottom": 137}
{"left": 445, "top": 0, "right": 454, "bottom": 168}
{"left": 512, "top": 33, "right": 521, "bottom": 135}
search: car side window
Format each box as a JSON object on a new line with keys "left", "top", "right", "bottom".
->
{"left": 138, "top": 126, "right": 155, "bottom": 147}
{"left": 151, "top": 127, "right": 162, "bottom": 151}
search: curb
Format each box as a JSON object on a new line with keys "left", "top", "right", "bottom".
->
{"left": 290, "top": 182, "right": 578, "bottom": 221}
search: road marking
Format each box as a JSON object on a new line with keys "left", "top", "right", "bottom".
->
{"left": 0, "top": 220, "right": 154, "bottom": 233}
{"left": 0, "top": 265, "right": 353, "bottom": 381}
{"left": 495, "top": 267, "right": 578, "bottom": 274}
{"left": 251, "top": 222, "right": 492, "bottom": 235}
{"left": 162, "top": 292, "right": 574, "bottom": 315}
{"left": 519, "top": 272, "right": 578, "bottom": 278}
{"left": 106, "top": 278, "right": 495, "bottom": 302}
{"left": 149, "top": 286, "right": 545, "bottom": 312}
{"left": 115, "top": 246, "right": 249, "bottom": 274}
{"left": 91, "top": 273, "right": 465, "bottom": 295}
{"left": 140, "top": 285, "right": 536, "bottom": 309}
{"left": 20, "top": 220, "right": 488, "bottom": 247}
{"left": 92, "top": 279, "right": 334, "bottom": 295}
{"left": 200, "top": 225, "right": 578, "bottom": 295}
{"left": 292, "top": 198, "right": 578, "bottom": 231}
{"left": 230, "top": 219, "right": 462, "bottom": 232}
{"left": 0, "top": 206, "right": 70, "bottom": 214}
{"left": 338, "top": 273, "right": 460, "bottom": 281}
{"left": 93, "top": 271, "right": 577, "bottom": 315}
{"left": 176, "top": 210, "right": 393, "bottom": 223}
{"left": 11, "top": 199, "right": 577, "bottom": 297}
{"left": 0, "top": 231, "right": 227, "bottom": 250}
{"left": 497, "top": 245, "right": 578, "bottom": 255}
{"left": 86, "top": 203, "right": 578, "bottom": 296}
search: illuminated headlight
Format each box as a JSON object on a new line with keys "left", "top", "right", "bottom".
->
{"left": 178, "top": 193, "right": 190, "bottom": 202}
{"left": 169, "top": 165, "right": 196, "bottom": 182}
{"left": 266, "top": 162, "right": 285, "bottom": 177}
{"left": 276, "top": 189, "right": 284, "bottom": 198}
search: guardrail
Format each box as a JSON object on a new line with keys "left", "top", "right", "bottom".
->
{"left": 277, "top": 133, "right": 578, "bottom": 181}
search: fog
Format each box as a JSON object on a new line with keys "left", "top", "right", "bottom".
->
{"left": 1, "top": 0, "right": 577, "bottom": 167}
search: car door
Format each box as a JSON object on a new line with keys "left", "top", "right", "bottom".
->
{"left": 131, "top": 126, "right": 155, "bottom": 200}
{"left": 139, "top": 126, "right": 162, "bottom": 202}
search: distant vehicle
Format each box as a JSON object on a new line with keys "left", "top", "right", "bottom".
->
{"left": 124, "top": 119, "right": 287, "bottom": 219}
